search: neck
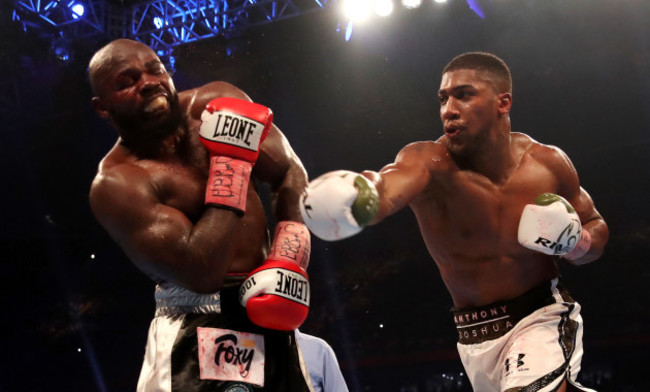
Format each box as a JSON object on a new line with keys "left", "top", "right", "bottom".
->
{"left": 455, "top": 125, "right": 516, "bottom": 184}
{"left": 120, "top": 123, "right": 187, "bottom": 159}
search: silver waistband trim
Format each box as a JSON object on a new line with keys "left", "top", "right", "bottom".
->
{"left": 154, "top": 282, "right": 221, "bottom": 317}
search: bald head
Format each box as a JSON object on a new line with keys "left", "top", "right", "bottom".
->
{"left": 88, "top": 39, "right": 158, "bottom": 96}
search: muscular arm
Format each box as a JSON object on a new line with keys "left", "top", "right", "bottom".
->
{"left": 90, "top": 164, "right": 240, "bottom": 293}
{"left": 188, "top": 81, "right": 308, "bottom": 223}
{"left": 254, "top": 125, "right": 308, "bottom": 222}
{"left": 548, "top": 146, "right": 609, "bottom": 265}
{"left": 362, "top": 141, "right": 435, "bottom": 224}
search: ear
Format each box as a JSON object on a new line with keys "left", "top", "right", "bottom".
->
{"left": 497, "top": 92, "right": 512, "bottom": 114}
{"left": 92, "top": 96, "right": 110, "bottom": 119}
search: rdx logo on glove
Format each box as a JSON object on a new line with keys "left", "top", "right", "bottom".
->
{"left": 533, "top": 218, "right": 582, "bottom": 255}
{"left": 518, "top": 195, "right": 584, "bottom": 257}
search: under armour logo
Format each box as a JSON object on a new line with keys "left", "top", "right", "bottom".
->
{"left": 505, "top": 353, "right": 526, "bottom": 372}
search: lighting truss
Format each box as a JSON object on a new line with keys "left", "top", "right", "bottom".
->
{"left": 11, "top": 0, "right": 332, "bottom": 56}
{"left": 12, "top": 1, "right": 108, "bottom": 38}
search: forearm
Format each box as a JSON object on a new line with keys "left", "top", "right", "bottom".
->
{"left": 130, "top": 207, "right": 242, "bottom": 293}
{"left": 361, "top": 168, "right": 413, "bottom": 225}
{"left": 272, "top": 159, "right": 308, "bottom": 222}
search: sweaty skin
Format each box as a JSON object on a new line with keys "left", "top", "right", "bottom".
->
{"left": 89, "top": 39, "right": 307, "bottom": 293}
{"left": 362, "top": 69, "right": 608, "bottom": 308}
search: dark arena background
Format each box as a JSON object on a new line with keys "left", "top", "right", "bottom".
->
{"left": 2, "top": 0, "right": 649, "bottom": 391}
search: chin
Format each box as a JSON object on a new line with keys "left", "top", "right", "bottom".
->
{"left": 116, "top": 99, "right": 182, "bottom": 143}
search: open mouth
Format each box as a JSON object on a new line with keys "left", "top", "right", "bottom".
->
{"left": 444, "top": 125, "right": 462, "bottom": 137}
{"left": 143, "top": 95, "right": 169, "bottom": 113}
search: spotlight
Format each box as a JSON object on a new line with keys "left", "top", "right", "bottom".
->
{"left": 342, "top": 0, "right": 373, "bottom": 22}
{"left": 52, "top": 40, "right": 72, "bottom": 62}
{"left": 54, "top": 46, "right": 71, "bottom": 61}
{"left": 70, "top": 2, "right": 85, "bottom": 19}
{"left": 153, "top": 16, "right": 164, "bottom": 29}
{"left": 374, "top": 0, "right": 394, "bottom": 17}
{"left": 401, "top": 0, "right": 421, "bottom": 9}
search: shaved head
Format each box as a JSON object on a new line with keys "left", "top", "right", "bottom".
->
{"left": 88, "top": 39, "right": 157, "bottom": 97}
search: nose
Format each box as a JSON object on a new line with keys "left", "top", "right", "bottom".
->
{"left": 140, "top": 72, "right": 162, "bottom": 95}
{"left": 441, "top": 98, "right": 460, "bottom": 121}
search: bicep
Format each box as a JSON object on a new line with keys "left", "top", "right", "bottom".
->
{"left": 549, "top": 147, "right": 602, "bottom": 225}
{"left": 90, "top": 171, "right": 193, "bottom": 276}
{"left": 254, "top": 125, "right": 304, "bottom": 187}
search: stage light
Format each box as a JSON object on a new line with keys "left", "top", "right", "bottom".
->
{"left": 342, "top": 0, "right": 373, "bottom": 22}
{"left": 401, "top": 0, "right": 422, "bottom": 10}
{"left": 154, "top": 16, "right": 164, "bottom": 29}
{"left": 345, "top": 21, "right": 354, "bottom": 41}
{"left": 467, "top": 0, "right": 485, "bottom": 18}
{"left": 168, "top": 55, "right": 176, "bottom": 73}
{"left": 70, "top": 3, "right": 85, "bottom": 19}
{"left": 374, "top": 0, "right": 394, "bottom": 17}
{"left": 53, "top": 45, "right": 71, "bottom": 61}
{"left": 51, "top": 37, "right": 72, "bottom": 62}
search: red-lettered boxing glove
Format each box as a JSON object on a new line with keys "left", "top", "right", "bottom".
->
{"left": 199, "top": 97, "right": 273, "bottom": 212}
{"left": 239, "top": 221, "right": 311, "bottom": 330}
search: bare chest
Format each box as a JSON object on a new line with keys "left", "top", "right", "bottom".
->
{"left": 413, "top": 160, "right": 560, "bottom": 257}
{"left": 139, "top": 156, "right": 208, "bottom": 220}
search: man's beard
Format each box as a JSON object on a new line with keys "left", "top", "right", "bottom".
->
{"left": 113, "top": 95, "right": 183, "bottom": 149}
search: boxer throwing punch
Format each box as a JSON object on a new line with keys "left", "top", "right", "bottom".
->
{"left": 88, "top": 39, "right": 313, "bottom": 391}
{"left": 300, "top": 52, "right": 609, "bottom": 392}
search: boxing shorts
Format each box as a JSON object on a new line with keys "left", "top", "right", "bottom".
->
{"left": 137, "top": 276, "right": 313, "bottom": 392}
{"left": 453, "top": 278, "right": 596, "bottom": 392}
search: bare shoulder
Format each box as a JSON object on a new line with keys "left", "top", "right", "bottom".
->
{"left": 515, "top": 132, "right": 579, "bottom": 197}
{"left": 396, "top": 140, "right": 449, "bottom": 173}
{"left": 397, "top": 140, "right": 446, "bottom": 160}
{"left": 181, "top": 81, "right": 252, "bottom": 119}
{"left": 90, "top": 151, "right": 153, "bottom": 217}
{"left": 515, "top": 132, "right": 573, "bottom": 170}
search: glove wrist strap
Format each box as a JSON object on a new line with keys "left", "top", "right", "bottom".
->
{"left": 563, "top": 229, "right": 591, "bottom": 261}
{"left": 205, "top": 156, "right": 252, "bottom": 213}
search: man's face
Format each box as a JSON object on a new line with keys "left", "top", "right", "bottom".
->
{"left": 94, "top": 45, "right": 181, "bottom": 144}
{"left": 437, "top": 69, "right": 503, "bottom": 157}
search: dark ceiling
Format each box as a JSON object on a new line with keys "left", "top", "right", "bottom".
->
{"left": 1, "top": 0, "right": 649, "bottom": 391}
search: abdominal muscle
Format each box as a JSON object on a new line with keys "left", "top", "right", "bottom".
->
{"left": 413, "top": 199, "right": 558, "bottom": 309}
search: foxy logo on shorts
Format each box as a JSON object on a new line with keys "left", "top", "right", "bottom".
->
{"left": 197, "top": 328, "right": 265, "bottom": 387}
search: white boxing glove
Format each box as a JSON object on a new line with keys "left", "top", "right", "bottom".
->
{"left": 518, "top": 193, "right": 591, "bottom": 260}
{"left": 299, "top": 170, "right": 379, "bottom": 241}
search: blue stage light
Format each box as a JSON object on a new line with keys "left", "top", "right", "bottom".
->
{"left": 53, "top": 45, "right": 71, "bottom": 62}
{"left": 70, "top": 3, "right": 85, "bottom": 19}
{"left": 154, "top": 16, "right": 164, "bottom": 29}
{"left": 345, "top": 21, "right": 353, "bottom": 41}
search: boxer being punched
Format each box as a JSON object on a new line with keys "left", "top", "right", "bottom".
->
{"left": 300, "top": 52, "right": 609, "bottom": 391}
{"left": 88, "top": 39, "right": 313, "bottom": 391}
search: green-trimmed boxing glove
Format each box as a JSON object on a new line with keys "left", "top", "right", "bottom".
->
{"left": 517, "top": 193, "right": 591, "bottom": 259}
{"left": 299, "top": 170, "right": 379, "bottom": 241}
